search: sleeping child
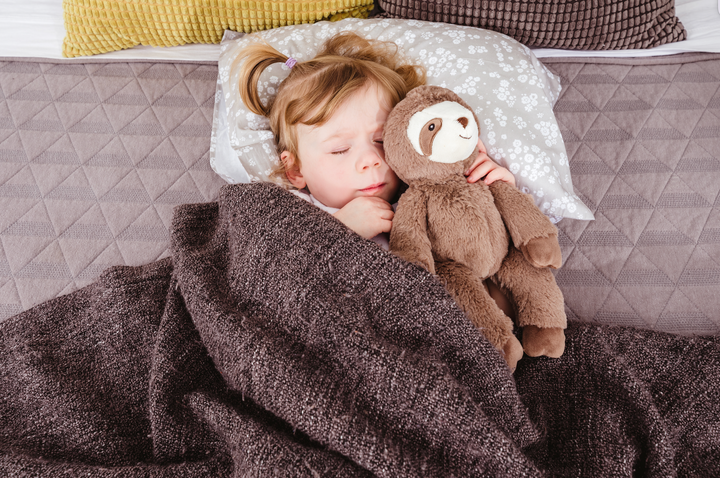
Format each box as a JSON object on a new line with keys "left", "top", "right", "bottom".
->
{"left": 236, "top": 32, "right": 515, "bottom": 239}
{"left": 234, "top": 31, "right": 518, "bottom": 325}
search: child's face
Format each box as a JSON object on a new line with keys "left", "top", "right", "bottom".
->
{"left": 282, "top": 84, "right": 400, "bottom": 209}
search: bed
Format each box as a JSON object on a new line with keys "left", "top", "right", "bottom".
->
{"left": 1, "top": 0, "right": 718, "bottom": 331}
{"left": 0, "top": 0, "right": 719, "bottom": 475}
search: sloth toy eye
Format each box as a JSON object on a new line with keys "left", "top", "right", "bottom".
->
{"left": 419, "top": 118, "right": 443, "bottom": 156}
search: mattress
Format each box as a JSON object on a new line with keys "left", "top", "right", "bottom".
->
{"left": 1, "top": 52, "right": 719, "bottom": 335}
{"left": 545, "top": 53, "right": 720, "bottom": 334}
{"left": 1, "top": 0, "right": 719, "bottom": 60}
{"left": 0, "top": 60, "right": 227, "bottom": 319}
{"left": 1, "top": 1, "right": 719, "bottom": 332}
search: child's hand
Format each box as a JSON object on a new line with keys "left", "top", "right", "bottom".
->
{"left": 464, "top": 141, "right": 516, "bottom": 186}
{"left": 333, "top": 197, "right": 394, "bottom": 239}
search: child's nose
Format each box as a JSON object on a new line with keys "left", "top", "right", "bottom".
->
{"left": 357, "top": 148, "right": 382, "bottom": 171}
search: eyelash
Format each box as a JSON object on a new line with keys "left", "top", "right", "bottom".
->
{"left": 331, "top": 140, "right": 383, "bottom": 155}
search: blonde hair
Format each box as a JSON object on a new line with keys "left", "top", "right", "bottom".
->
{"left": 235, "top": 32, "right": 426, "bottom": 183}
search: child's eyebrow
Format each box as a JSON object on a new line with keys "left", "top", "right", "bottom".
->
{"left": 321, "top": 125, "right": 385, "bottom": 143}
{"left": 321, "top": 131, "right": 352, "bottom": 142}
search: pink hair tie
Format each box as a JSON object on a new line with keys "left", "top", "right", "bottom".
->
{"left": 285, "top": 57, "right": 297, "bottom": 69}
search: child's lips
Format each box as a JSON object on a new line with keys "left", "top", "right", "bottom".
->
{"left": 360, "top": 182, "right": 385, "bottom": 194}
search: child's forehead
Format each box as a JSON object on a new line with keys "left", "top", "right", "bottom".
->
{"left": 340, "top": 84, "right": 390, "bottom": 115}
{"left": 363, "top": 81, "right": 395, "bottom": 110}
{"left": 301, "top": 83, "right": 391, "bottom": 132}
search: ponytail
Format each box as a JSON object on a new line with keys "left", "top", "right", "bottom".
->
{"left": 234, "top": 42, "right": 289, "bottom": 117}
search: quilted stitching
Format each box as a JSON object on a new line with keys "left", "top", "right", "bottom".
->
{"left": 548, "top": 58, "right": 720, "bottom": 334}
{"left": 0, "top": 61, "right": 227, "bottom": 319}
{"left": 1, "top": 57, "right": 719, "bottom": 337}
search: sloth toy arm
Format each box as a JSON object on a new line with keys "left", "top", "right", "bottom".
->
{"left": 489, "top": 181, "right": 563, "bottom": 269}
{"left": 389, "top": 188, "right": 435, "bottom": 275}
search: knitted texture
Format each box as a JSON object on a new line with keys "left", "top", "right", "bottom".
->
{"left": 62, "top": 0, "right": 372, "bottom": 58}
{"left": 377, "top": 0, "right": 686, "bottom": 50}
{"left": 0, "top": 182, "right": 718, "bottom": 476}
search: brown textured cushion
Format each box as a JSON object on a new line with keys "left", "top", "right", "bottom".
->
{"left": 377, "top": 0, "right": 687, "bottom": 50}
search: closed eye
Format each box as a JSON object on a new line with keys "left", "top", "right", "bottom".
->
{"left": 331, "top": 149, "right": 349, "bottom": 155}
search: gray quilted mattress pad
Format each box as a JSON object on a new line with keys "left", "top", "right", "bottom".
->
{"left": 544, "top": 53, "right": 720, "bottom": 334}
{"left": 0, "top": 53, "right": 719, "bottom": 334}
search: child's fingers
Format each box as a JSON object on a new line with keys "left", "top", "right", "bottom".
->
{"left": 370, "top": 202, "right": 393, "bottom": 233}
{"left": 482, "top": 169, "right": 503, "bottom": 184}
{"left": 463, "top": 156, "right": 485, "bottom": 176}
{"left": 483, "top": 168, "right": 516, "bottom": 186}
{"left": 376, "top": 199, "right": 394, "bottom": 211}
{"left": 376, "top": 207, "right": 394, "bottom": 221}
{"left": 364, "top": 196, "right": 392, "bottom": 208}
{"left": 368, "top": 198, "right": 395, "bottom": 217}
{"left": 466, "top": 159, "right": 494, "bottom": 183}
{"left": 499, "top": 168, "right": 516, "bottom": 185}
{"left": 465, "top": 153, "right": 494, "bottom": 173}
{"left": 466, "top": 168, "right": 490, "bottom": 183}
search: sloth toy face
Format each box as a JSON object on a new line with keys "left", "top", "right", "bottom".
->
{"left": 383, "top": 85, "right": 481, "bottom": 184}
{"left": 407, "top": 101, "right": 479, "bottom": 164}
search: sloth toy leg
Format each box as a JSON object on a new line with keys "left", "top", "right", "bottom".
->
{"left": 493, "top": 246, "right": 567, "bottom": 358}
{"left": 435, "top": 260, "right": 524, "bottom": 371}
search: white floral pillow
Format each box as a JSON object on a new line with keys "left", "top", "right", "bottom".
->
{"left": 210, "top": 19, "right": 593, "bottom": 221}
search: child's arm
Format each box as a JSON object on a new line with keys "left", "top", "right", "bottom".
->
{"left": 464, "top": 140, "right": 515, "bottom": 186}
{"left": 333, "top": 197, "right": 394, "bottom": 239}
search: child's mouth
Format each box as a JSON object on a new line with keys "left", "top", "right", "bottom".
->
{"left": 360, "top": 182, "right": 385, "bottom": 194}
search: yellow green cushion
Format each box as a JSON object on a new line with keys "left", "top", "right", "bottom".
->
{"left": 62, "top": 0, "right": 373, "bottom": 58}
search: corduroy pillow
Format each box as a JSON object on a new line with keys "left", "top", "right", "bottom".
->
{"left": 377, "top": 0, "right": 686, "bottom": 50}
{"left": 61, "top": 0, "right": 373, "bottom": 58}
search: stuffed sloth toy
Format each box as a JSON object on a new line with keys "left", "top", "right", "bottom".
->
{"left": 383, "top": 85, "right": 567, "bottom": 370}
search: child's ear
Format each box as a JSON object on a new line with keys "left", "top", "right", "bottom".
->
{"left": 281, "top": 151, "right": 306, "bottom": 189}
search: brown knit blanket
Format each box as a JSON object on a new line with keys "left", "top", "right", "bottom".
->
{"left": 1, "top": 182, "right": 718, "bottom": 476}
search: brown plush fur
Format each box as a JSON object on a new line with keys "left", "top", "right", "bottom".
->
{"left": 384, "top": 85, "right": 567, "bottom": 370}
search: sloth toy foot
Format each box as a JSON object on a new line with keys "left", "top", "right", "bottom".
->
{"left": 520, "top": 236, "right": 563, "bottom": 270}
{"left": 522, "top": 325, "right": 566, "bottom": 358}
{"left": 502, "top": 335, "right": 525, "bottom": 372}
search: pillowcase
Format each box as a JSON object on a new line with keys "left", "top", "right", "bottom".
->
{"left": 210, "top": 18, "right": 594, "bottom": 221}
{"left": 61, "top": 0, "right": 373, "bottom": 58}
{"left": 377, "top": 0, "right": 686, "bottom": 50}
